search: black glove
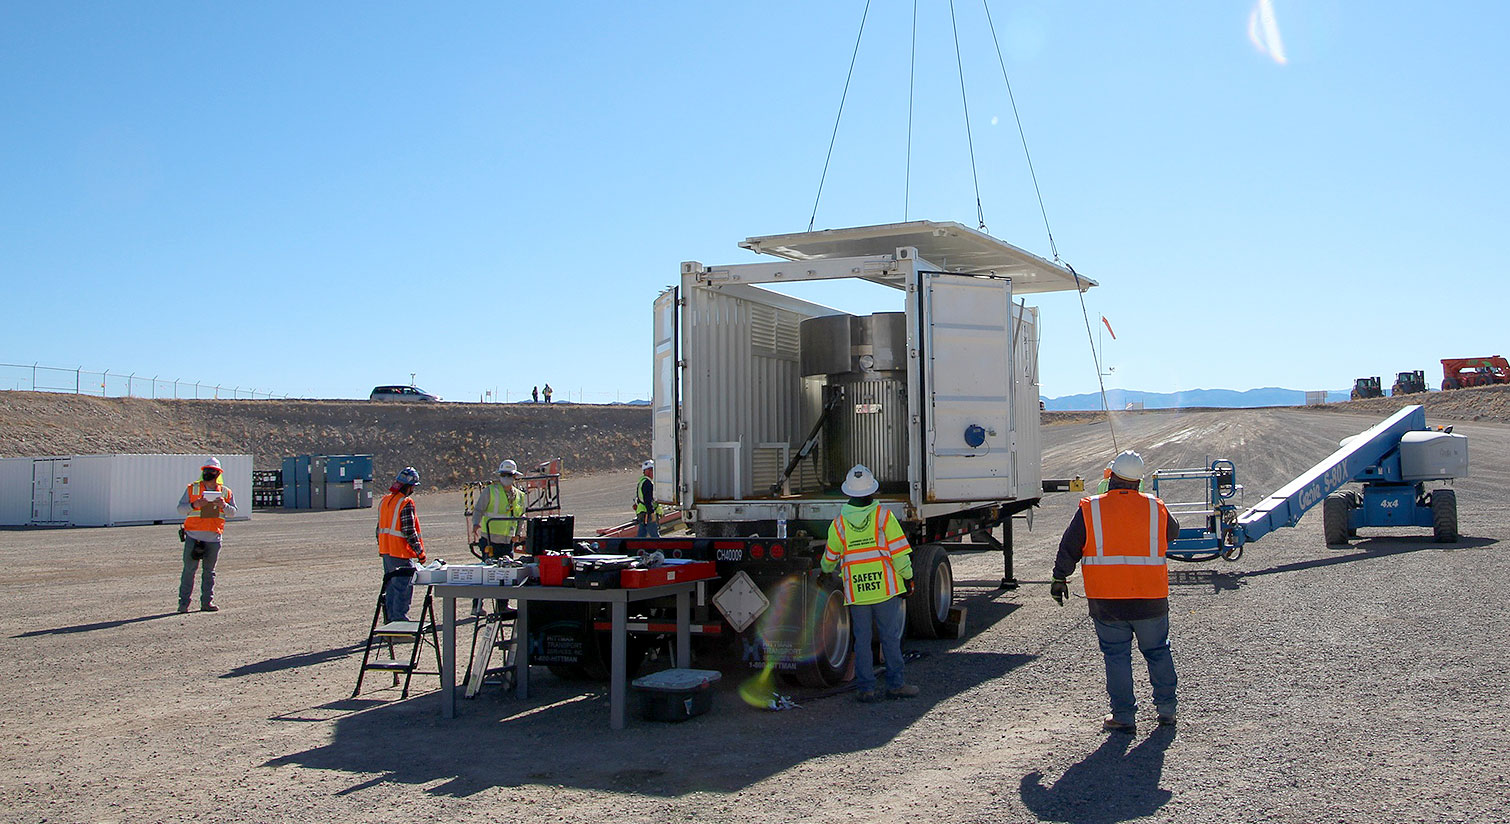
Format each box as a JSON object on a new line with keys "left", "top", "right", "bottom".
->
{"left": 1050, "top": 578, "right": 1069, "bottom": 606}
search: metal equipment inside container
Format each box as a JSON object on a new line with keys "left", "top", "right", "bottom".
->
{"left": 800, "top": 312, "right": 910, "bottom": 493}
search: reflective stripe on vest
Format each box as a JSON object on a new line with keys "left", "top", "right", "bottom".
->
{"left": 183, "top": 482, "right": 227, "bottom": 535}
{"left": 481, "top": 483, "right": 525, "bottom": 540}
{"left": 830, "top": 506, "right": 904, "bottom": 605}
{"left": 378, "top": 493, "right": 418, "bottom": 558}
{"left": 1080, "top": 491, "right": 1169, "bottom": 599}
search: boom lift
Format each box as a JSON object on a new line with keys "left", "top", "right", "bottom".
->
{"left": 1441, "top": 356, "right": 1510, "bottom": 390}
{"left": 1153, "top": 405, "right": 1467, "bottom": 561}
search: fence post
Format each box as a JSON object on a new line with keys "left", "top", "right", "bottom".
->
{"left": 151, "top": 375, "right": 158, "bottom": 399}
{"left": 76, "top": 367, "right": 81, "bottom": 394}
{"left": 102, "top": 369, "right": 109, "bottom": 396}
{"left": 174, "top": 379, "right": 179, "bottom": 399}
{"left": 195, "top": 381, "right": 201, "bottom": 399}
{"left": 215, "top": 384, "right": 221, "bottom": 399}
{"left": 127, "top": 372, "right": 135, "bottom": 397}
{"left": 32, "top": 362, "right": 37, "bottom": 392}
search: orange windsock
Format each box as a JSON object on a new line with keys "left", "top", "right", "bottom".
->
{"left": 1101, "top": 316, "right": 1117, "bottom": 340}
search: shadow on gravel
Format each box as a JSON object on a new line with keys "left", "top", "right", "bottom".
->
{"left": 1018, "top": 726, "right": 1176, "bottom": 823}
{"left": 221, "top": 642, "right": 367, "bottom": 679}
{"left": 13, "top": 611, "right": 181, "bottom": 637}
{"left": 1242, "top": 536, "right": 1499, "bottom": 579}
{"left": 263, "top": 649, "right": 1036, "bottom": 797}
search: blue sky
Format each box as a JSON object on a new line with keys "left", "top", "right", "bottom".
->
{"left": 3, "top": 2, "right": 1505, "bottom": 402}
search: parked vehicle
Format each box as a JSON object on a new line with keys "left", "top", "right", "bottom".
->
{"left": 1391, "top": 371, "right": 1426, "bottom": 396}
{"left": 1441, "top": 357, "right": 1510, "bottom": 390}
{"left": 1351, "top": 377, "right": 1383, "bottom": 400}
{"left": 369, "top": 385, "right": 439, "bottom": 402}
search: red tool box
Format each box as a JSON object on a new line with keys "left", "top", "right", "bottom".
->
{"left": 620, "top": 560, "right": 717, "bottom": 588}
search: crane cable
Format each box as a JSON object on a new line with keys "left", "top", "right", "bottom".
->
{"left": 947, "top": 0, "right": 987, "bottom": 231}
{"left": 979, "top": 0, "right": 1115, "bottom": 444}
{"left": 808, "top": 0, "right": 874, "bottom": 233}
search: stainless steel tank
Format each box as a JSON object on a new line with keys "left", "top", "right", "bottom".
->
{"left": 800, "top": 313, "right": 909, "bottom": 493}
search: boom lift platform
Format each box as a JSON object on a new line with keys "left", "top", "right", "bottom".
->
{"left": 1153, "top": 405, "right": 1467, "bottom": 561}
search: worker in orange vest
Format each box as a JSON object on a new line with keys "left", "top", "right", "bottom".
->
{"left": 176, "top": 457, "right": 238, "bottom": 613}
{"left": 1052, "top": 450, "right": 1181, "bottom": 733}
{"left": 376, "top": 467, "right": 427, "bottom": 622}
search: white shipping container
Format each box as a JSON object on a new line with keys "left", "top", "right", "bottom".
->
{"left": 0, "top": 454, "right": 253, "bottom": 527}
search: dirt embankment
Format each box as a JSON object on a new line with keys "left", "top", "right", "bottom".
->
{"left": 0, "top": 392, "right": 650, "bottom": 487}
{"left": 1041, "top": 384, "right": 1510, "bottom": 426}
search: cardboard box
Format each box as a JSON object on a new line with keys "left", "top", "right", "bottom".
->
{"left": 446, "top": 565, "right": 485, "bottom": 585}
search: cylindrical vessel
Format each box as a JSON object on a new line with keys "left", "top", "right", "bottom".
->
{"left": 801, "top": 312, "right": 911, "bottom": 493}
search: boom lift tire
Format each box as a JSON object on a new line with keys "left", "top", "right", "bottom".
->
{"left": 794, "top": 581, "right": 854, "bottom": 688}
{"left": 1344, "top": 490, "right": 1363, "bottom": 536}
{"left": 1323, "top": 492, "right": 1351, "bottom": 546}
{"left": 1431, "top": 489, "right": 1459, "bottom": 543}
{"left": 905, "top": 544, "right": 954, "bottom": 639}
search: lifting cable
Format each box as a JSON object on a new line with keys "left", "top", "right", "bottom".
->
{"left": 947, "top": 0, "right": 987, "bottom": 231}
{"left": 904, "top": 0, "right": 919, "bottom": 221}
{"left": 809, "top": 0, "right": 874, "bottom": 233}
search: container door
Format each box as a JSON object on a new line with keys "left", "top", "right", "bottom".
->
{"left": 51, "top": 459, "right": 70, "bottom": 523}
{"left": 922, "top": 272, "right": 1015, "bottom": 501}
{"left": 31, "top": 459, "right": 54, "bottom": 523}
{"left": 651, "top": 286, "right": 680, "bottom": 505}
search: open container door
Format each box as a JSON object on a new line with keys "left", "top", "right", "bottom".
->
{"left": 651, "top": 287, "right": 680, "bottom": 506}
{"left": 922, "top": 272, "right": 1015, "bottom": 502}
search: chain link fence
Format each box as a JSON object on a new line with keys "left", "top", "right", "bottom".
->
{"left": 0, "top": 362, "right": 285, "bottom": 400}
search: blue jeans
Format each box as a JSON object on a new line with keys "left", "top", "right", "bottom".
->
{"left": 850, "top": 596, "right": 906, "bottom": 692}
{"left": 382, "top": 555, "right": 417, "bottom": 622}
{"left": 178, "top": 539, "right": 220, "bottom": 607}
{"left": 636, "top": 517, "right": 661, "bottom": 538}
{"left": 1093, "top": 614, "right": 1178, "bottom": 724}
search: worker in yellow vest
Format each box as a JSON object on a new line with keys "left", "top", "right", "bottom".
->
{"left": 470, "top": 459, "right": 528, "bottom": 556}
{"left": 634, "top": 459, "right": 661, "bottom": 537}
{"left": 821, "top": 464, "right": 919, "bottom": 702}
{"left": 175, "top": 457, "right": 238, "bottom": 613}
{"left": 377, "top": 467, "right": 427, "bottom": 622}
{"left": 1052, "top": 450, "right": 1181, "bottom": 733}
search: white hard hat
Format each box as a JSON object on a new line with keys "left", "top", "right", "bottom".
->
{"left": 497, "top": 459, "right": 522, "bottom": 476}
{"left": 841, "top": 464, "right": 880, "bottom": 498}
{"left": 642, "top": 459, "right": 655, "bottom": 471}
{"left": 201, "top": 457, "right": 222, "bottom": 471}
{"left": 1110, "top": 450, "right": 1145, "bottom": 482}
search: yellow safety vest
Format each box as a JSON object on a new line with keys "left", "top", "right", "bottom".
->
{"left": 480, "top": 482, "right": 526, "bottom": 542}
{"left": 823, "top": 504, "right": 912, "bottom": 606}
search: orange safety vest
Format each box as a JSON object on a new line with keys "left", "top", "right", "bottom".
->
{"left": 183, "top": 481, "right": 231, "bottom": 535}
{"left": 1079, "top": 490, "right": 1170, "bottom": 599}
{"left": 827, "top": 506, "right": 909, "bottom": 605}
{"left": 377, "top": 491, "right": 423, "bottom": 559}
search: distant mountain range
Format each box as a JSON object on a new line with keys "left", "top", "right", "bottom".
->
{"left": 1043, "top": 387, "right": 1349, "bottom": 411}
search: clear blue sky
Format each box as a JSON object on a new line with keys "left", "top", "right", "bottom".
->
{"left": 3, "top": 2, "right": 1505, "bottom": 401}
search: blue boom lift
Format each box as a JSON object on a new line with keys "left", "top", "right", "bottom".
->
{"left": 1149, "top": 405, "right": 1468, "bottom": 561}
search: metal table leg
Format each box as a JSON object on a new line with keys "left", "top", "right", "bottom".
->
{"left": 516, "top": 596, "right": 531, "bottom": 699}
{"left": 610, "top": 599, "right": 628, "bottom": 730}
{"left": 441, "top": 596, "right": 456, "bottom": 719}
{"left": 675, "top": 589, "right": 691, "bottom": 667}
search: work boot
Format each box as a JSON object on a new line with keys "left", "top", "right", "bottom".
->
{"left": 855, "top": 689, "right": 882, "bottom": 704}
{"left": 177, "top": 603, "right": 190, "bottom": 614}
{"left": 886, "top": 684, "right": 920, "bottom": 699}
{"left": 1157, "top": 711, "right": 1177, "bottom": 727}
{"left": 201, "top": 602, "right": 220, "bottom": 612}
{"left": 1101, "top": 714, "right": 1136, "bottom": 734}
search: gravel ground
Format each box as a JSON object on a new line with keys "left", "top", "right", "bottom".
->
{"left": 1, "top": 408, "right": 1505, "bottom": 823}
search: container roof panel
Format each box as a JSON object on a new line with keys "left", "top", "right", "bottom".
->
{"left": 739, "top": 220, "right": 1095, "bottom": 294}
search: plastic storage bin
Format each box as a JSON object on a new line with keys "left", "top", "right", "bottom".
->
{"left": 633, "top": 668, "right": 722, "bottom": 722}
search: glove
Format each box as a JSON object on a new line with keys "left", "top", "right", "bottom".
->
{"left": 417, "top": 553, "right": 427, "bottom": 565}
{"left": 1050, "top": 578, "right": 1068, "bottom": 606}
{"left": 902, "top": 577, "right": 914, "bottom": 596}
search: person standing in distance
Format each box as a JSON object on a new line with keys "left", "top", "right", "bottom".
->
{"left": 1052, "top": 450, "right": 1181, "bottom": 733}
{"left": 376, "top": 467, "right": 427, "bottom": 622}
{"left": 634, "top": 460, "right": 661, "bottom": 538}
{"left": 821, "top": 464, "right": 918, "bottom": 702}
{"left": 176, "top": 457, "right": 238, "bottom": 613}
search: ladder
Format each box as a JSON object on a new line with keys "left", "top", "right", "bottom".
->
{"left": 463, "top": 602, "right": 518, "bottom": 698}
{"left": 353, "top": 568, "right": 442, "bottom": 699}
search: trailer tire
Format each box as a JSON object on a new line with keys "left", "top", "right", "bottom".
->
{"left": 1431, "top": 489, "right": 1458, "bottom": 543}
{"left": 1323, "top": 492, "right": 1351, "bottom": 546}
{"left": 905, "top": 545, "right": 954, "bottom": 639}
{"left": 794, "top": 582, "right": 853, "bottom": 688}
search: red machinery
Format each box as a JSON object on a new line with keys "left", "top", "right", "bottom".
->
{"left": 1441, "top": 357, "right": 1510, "bottom": 390}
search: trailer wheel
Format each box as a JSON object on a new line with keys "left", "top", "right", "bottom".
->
{"left": 1323, "top": 492, "right": 1351, "bottom": 546}
{"left": 794, "top": 582, "right": 853, "bottom": 688}
{"left": 1431, "top": 489, "right": 1459, "bottom": 543}
{"left": 905, "top": 545, "right": 954, "bottom": 639}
